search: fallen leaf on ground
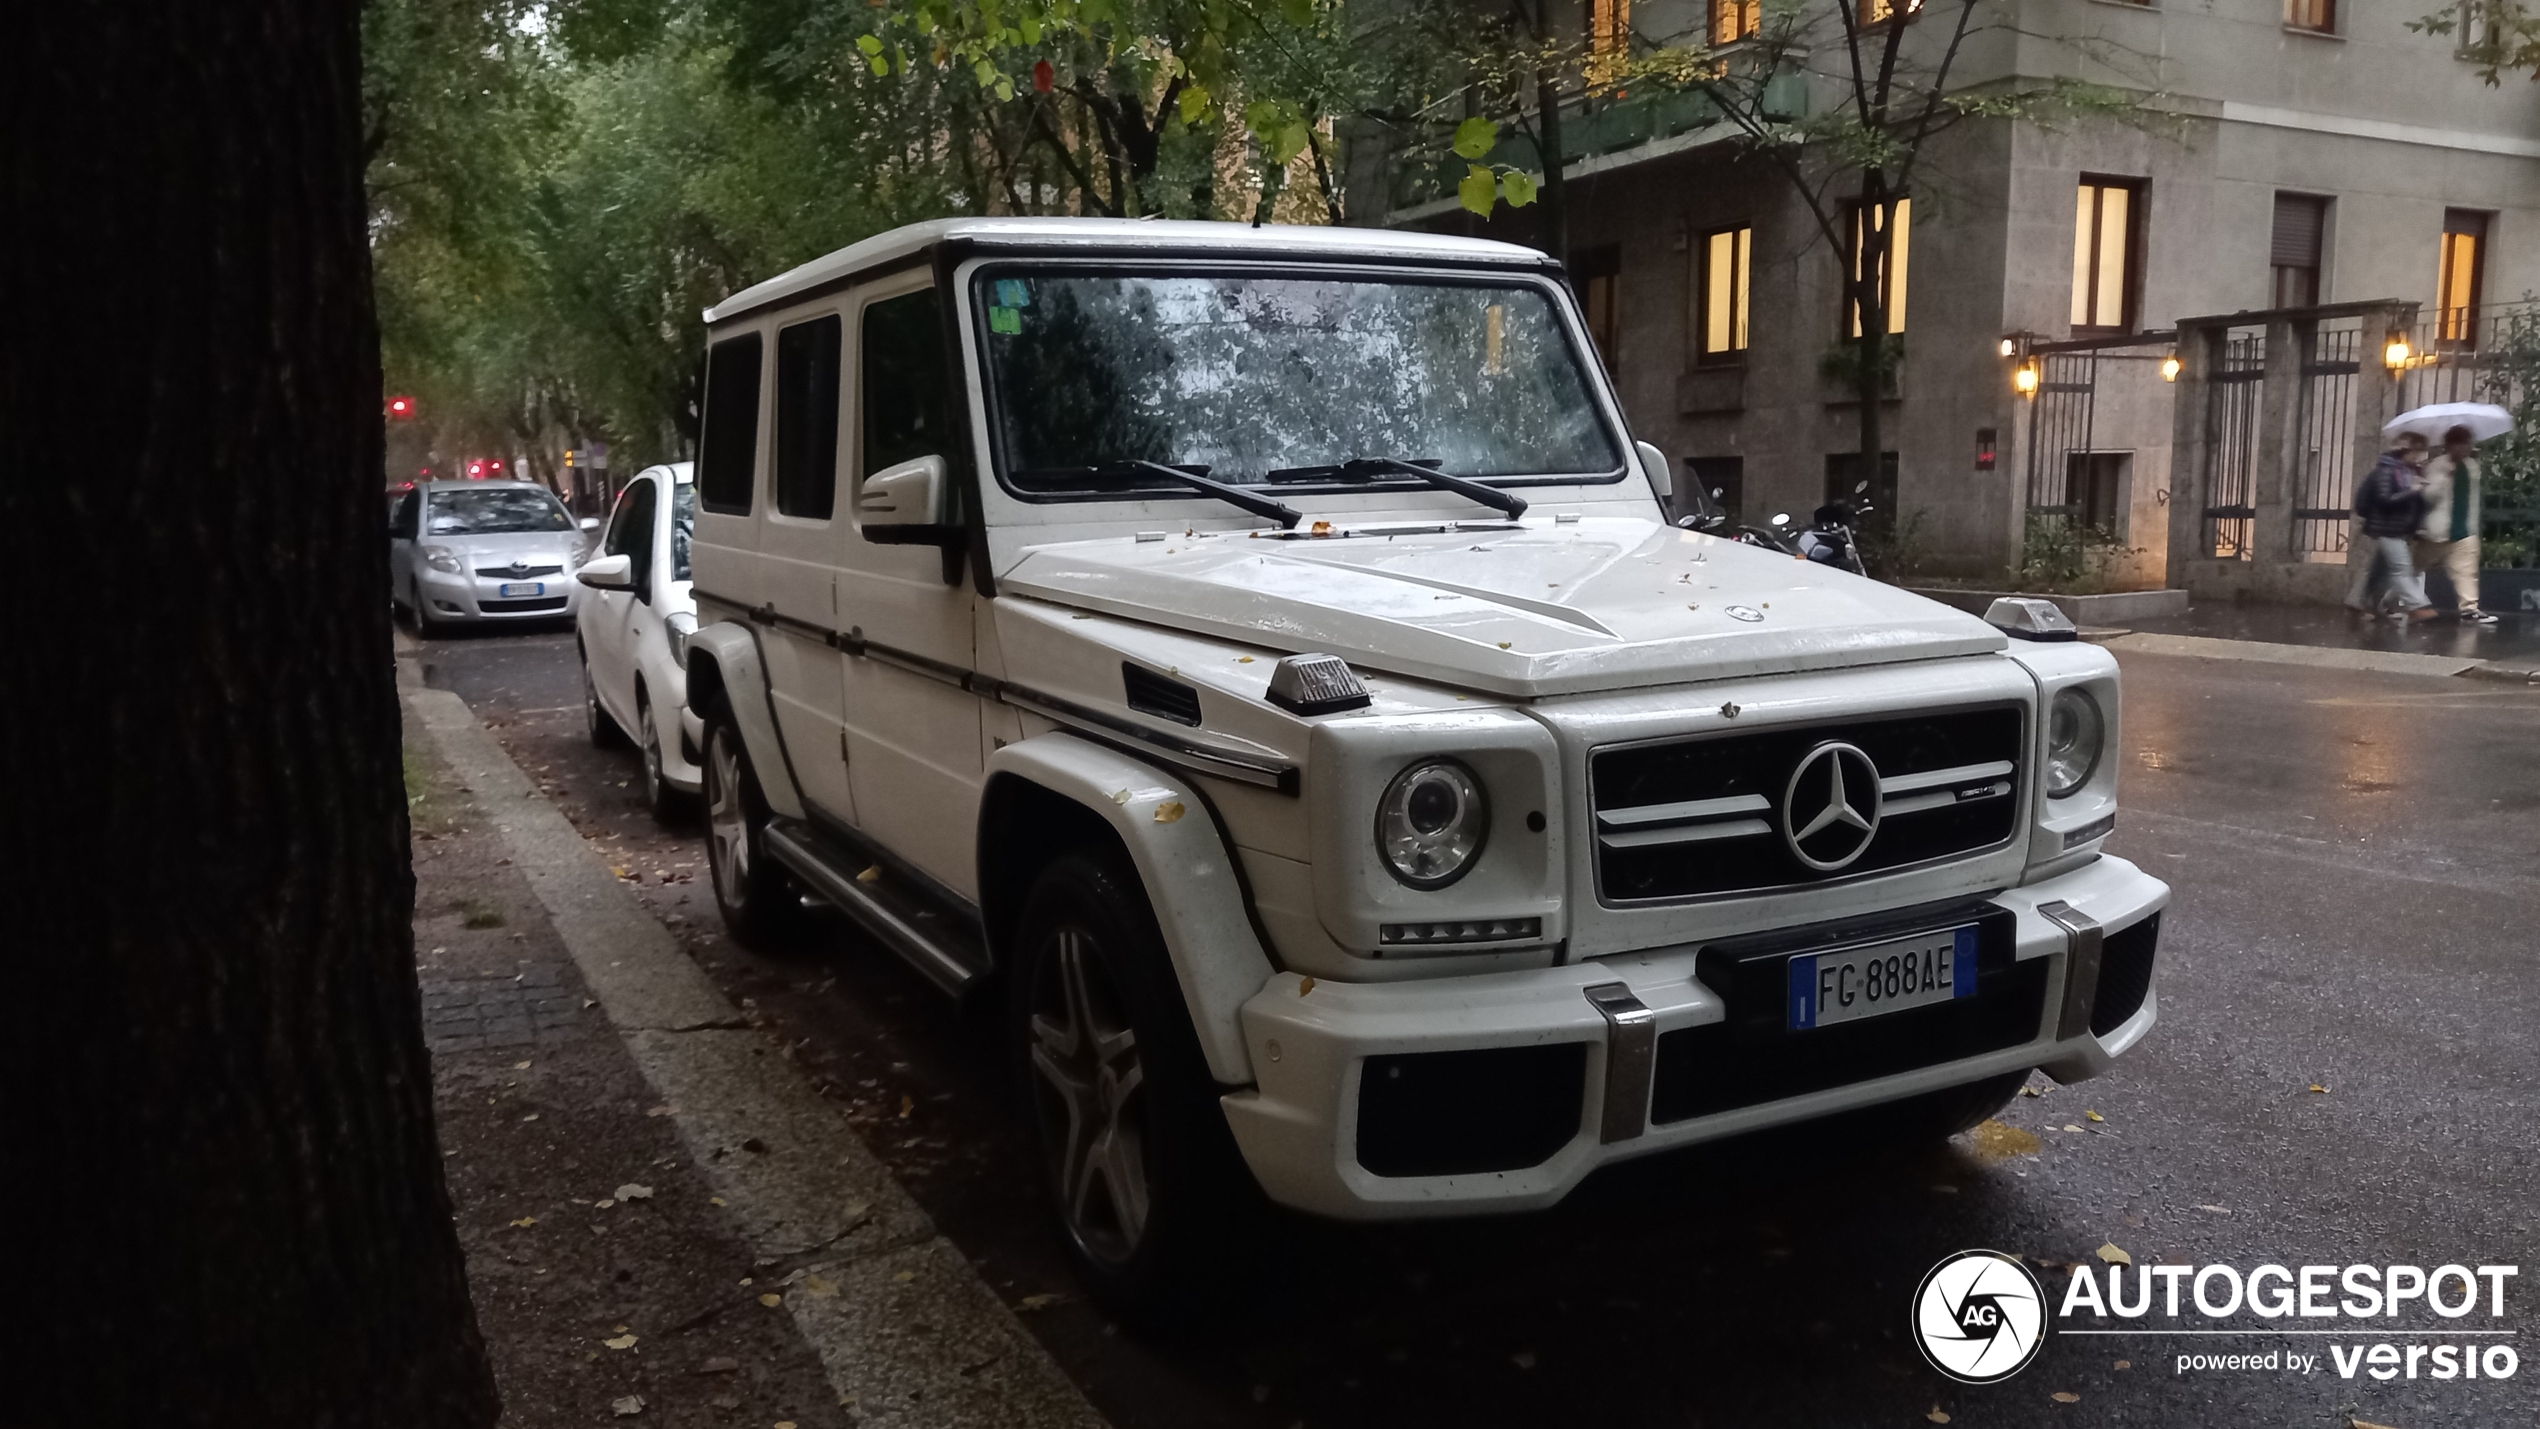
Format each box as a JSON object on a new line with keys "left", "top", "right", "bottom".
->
{"left": 2350, "top": 1419, "right": 2402, "bottom": 1429}
{"left": 2310, "top": 1083, "right": 2329, "bottom": 1094}
{"left": 899, "top": 1095, "right": 914, "bottom": 1118}
{"left": 699, "top": 1356, "right": 739, "bottom": 1374}
{"left": 2195, "top": 1204, "right": 2230, "bottom": 1214}
{"left": 2051, "top": 1391, "right": 2080, "bottom": 1403}
{"left": 603, "top": 1334, "right": 637, "bottom": 1350}
{"left": 614, "top": 1183, "right": 653, "bottom": 1201}
{"left": 758, "top": 1293, "right": 783, "bottom": 1308}
{"left": 2114, "top": 1360, "right": 2131, "bottom": 1370}
{"left": 509, "top": 1217, "right": 536, "bottom": 1228}
{"left": 2085, "top": 1111, "right": 2105, "bottom": 1123}
{"left": 1963, "top": 1119, "right": 2041, "bottom": 1162}
{"left": 2096, "top": 1243, "right": 2133, "bottom": 1266}
{"left": 611, "top": 1395, "right": 644, "bottom": 1416}
{"left": 802, "top": 1274, "right": 837, "bottom": 1298}
{"left": 1017, "top": 1293, "right": 1061, "bottom": 1311}
{"left": 514, "top": 1060, "right": 531, "bottom": 1070}
{"left": 856, "top": 865, "right": 882, "bottom": 883}
{"left": 710, "top": 1196, "right": 727, "bottom": 1207}
{"left": 1153, "top": 800, "right": 1186, "bottom": 823}
{"left": 776, "top": 1422, "right": 798, "bottom": 1428}
{"left": 893, "top": 1270, "right": 916, "bottom": 1284}
{"left": 2063, "top": 1124, "right": 2084, "bottom": 1133}
{"left": 1511, "top": 1350, "right": 1537, "bottom": 1369}
{"left": 645, "top": 1105, "right": 670, "bottom": 1117}
{"left": 594, "top": 1199, "right": 615, "bottom": 1211}
{"left": 1927, "top": 1411, "right": 1951, "bottom": 1425}
{"left": 521, "top": 1113, "right": 540, "bottom": 1123}
{"left": 2019, "top": 1085, "right": 2043, "bottom": 1097}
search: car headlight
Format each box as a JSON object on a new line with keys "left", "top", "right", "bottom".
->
{"left": 1374, "top": 758, "right": 1489, "bottom": 889}
{"left": 422, "top": 543, "right": 463, "bottom": 575}
{"left": 665, "top": 611, "right": 696, "bottom": 664}
{"left": 2046, "top": 687, "right": 2105, "bottom": 798}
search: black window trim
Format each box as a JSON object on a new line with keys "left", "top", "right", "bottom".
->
{"left": 696, "top": 331, "right": 767, "bottom": 516}
{"left": 771, "top": 309, "right": 846, "bottom": 524}
{"left": 962, "top": 256, "right": 1634, "bottom": 510}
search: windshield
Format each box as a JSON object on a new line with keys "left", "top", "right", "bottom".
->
{"left": 975, "top": 269, "right": 1622, "bottom": 495}
{"left": 671, "top": 480, "right": 695, "bottom": 581}
{"left": 426, "top": 487, "right": 573, "bottom": 535}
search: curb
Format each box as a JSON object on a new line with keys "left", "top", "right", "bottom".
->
{"left": 2098, "top": 631, "right": 2492, "bottom": 680}
{"left": 405, "top": 680, "right": 1106, "bottom": 1429}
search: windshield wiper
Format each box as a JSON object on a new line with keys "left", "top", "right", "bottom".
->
{"left": 1022, "top": 461, "right": 1302, "bottom": 529}
{"left": 1267, "top": 457, "right": 1528, "bottom": 521}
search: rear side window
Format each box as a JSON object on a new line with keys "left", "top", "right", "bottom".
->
{"left": 698, "top": 333, "right": 764, "bottom": 513}
{"left": 862, "top": 289, "right": 951, "bottom": 477}
{"left": 774, "top": 315, "right": 843, "bottom": 519}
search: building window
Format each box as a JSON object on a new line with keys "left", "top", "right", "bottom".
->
{"left": 2070, "top": 179, "right": 2141, "bottom": 333}
{"left": 2270, "top": 193, "right": 2328, "bottom": 309}
{"left": 1575, "top": 243, "right": 1622, "bottom": 372}
{"left": 1847, "top": 198, "right": 1910, "bottom": 337}
{"left": 1698, "top": 226, "right": 1752, "bottom": 365}
{"left": 2285, "top": 0, "right": 2335, "bottom": 32}
{"left": 1589, "top": 0, "right": 1631, "bottom": 89}
{"left": 2437, "top": 209, "right": 2488, "bottom": 348}
{"left": 1710, "top": 0, "right": 1759, "bottom": 43}
{"left": 1861, "top": 0, "right": 1923, "bottom": 24}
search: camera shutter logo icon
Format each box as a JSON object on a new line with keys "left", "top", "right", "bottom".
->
{"left": 1913, "top": 1249, "right": 2048, "bottom": 1383}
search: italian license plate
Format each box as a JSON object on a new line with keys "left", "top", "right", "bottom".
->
{"left": 497, "top": 581, "right": 545, "bottom": 598}
{"left": 1787, "top": 925, "right": 1978, "bottom": 1031}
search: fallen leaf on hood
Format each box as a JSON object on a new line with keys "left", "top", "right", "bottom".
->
{"left": 1153, "top": 801, "right": 1186, "bottom": 823}
{"left": 611, "top": 1395, "right": 644, "bottom": 1416}
{"left": 603, "top": 1334, "right": 637, "bottom": 1350}
{"left": 614, "top": 1183, "right": 653, "bottom": 1201}
{"left": 1299, "top": 977, "right": 1316, "bottom": 996}
{"left": 1111, "top": 788, "right": 1130, "bottom": 804}
{"left": 2051, "top": 1391, "right": 2079, "bottom": 1403}
{"left": 2096, "top": 1243, "right": 2133, "bottom": 1266}
{"left": 1237, "top": 656, "right": 1255, "bottom": 664}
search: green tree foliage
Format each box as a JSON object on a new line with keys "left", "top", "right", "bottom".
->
{"left": 2412, "top": 1, "right": 2540, "bottom": 85}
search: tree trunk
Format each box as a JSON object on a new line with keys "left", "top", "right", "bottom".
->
{"left": 1, "top": 3, "right": 501, "bottom": 1425}
{"left": 1855, "top": 179, "right": 1893, "bottom": 501}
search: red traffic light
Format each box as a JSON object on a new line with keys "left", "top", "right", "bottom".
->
{"left": 488, "top": 459, "right": 505, "bottom": 472}
{"left": 467, "top": 460, "right": 485, "bottom": 477}
{"left": 386, "top": 395, "right": 417, "bottom": 419}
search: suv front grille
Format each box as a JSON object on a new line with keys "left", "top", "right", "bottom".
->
{"left": 1591, "top": 706, "right": 2024, "bottom": 903}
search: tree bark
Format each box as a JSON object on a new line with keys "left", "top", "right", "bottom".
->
{"left": 1, "top": 2, "right": 500, "bottom": 1425}
{"left": 1855, "top": 179, "right": 1894, "bottom": 499}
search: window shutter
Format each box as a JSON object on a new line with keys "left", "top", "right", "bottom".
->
{"left": 2270, "top": 195, "right": 2325, "bottom": 268}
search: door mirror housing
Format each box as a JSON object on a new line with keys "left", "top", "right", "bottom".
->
{"left": 577, "top": 553, "right": 635, "bottom": 590}
{"left": 579, "top": 515, "right": 601, "bottom": 532}
{"left": 1632, "top": 440, "right": 1672, "bottom": 499}
{"left": 860, "top": 454, "right": 954, "bottom": 545}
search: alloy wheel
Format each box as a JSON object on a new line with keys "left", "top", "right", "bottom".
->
{"left": 1027, "top": 926, "right": 1151, "bottom": 1266}
{"left": 706, "top": 730, "right": 750, "bottom": 909}
{"left": 641, "top": 709, "right": 664, "bottom": 807}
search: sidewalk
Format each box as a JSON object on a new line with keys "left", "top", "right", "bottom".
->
{"left": 2096, "top": 601, "right": 2540, "bottom": 682}
{"left": 401, "top": 653, "right": 1105, "bottom": 1429}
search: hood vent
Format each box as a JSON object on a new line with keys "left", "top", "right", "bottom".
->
{"left": 1122, "top": 663, "right": 1203, "bottom": 726}
{"left": 1265, "top": 653, "right": 1372, "bottom": 716}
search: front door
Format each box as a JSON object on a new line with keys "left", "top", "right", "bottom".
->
{"left": 837, "top": 278, "right": 982, "bottom": 898}
{"left": 592, "top": 477, "right": 651, "bottom": 720}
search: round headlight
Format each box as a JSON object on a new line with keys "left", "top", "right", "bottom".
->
{"left": 2046, "top": 687, "right": 2105, "bottom": 798}
{"left": 1374, "top": 759, "right": 1489, "bottom": 889}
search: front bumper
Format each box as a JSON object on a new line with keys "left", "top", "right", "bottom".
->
{"left": 418, "top": 565, "right": 580, "bottom": 621}
{"left": 1221, "top": 854, "right": 2167, "bottom": 1220}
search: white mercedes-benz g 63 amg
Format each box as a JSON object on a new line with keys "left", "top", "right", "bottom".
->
{"left": 679, "top": 217, "right": 2167, "bottom": 1310}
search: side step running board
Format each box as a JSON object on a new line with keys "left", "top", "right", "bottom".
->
{"left": 762, "top": 819, "right": 990, "bottom": 997}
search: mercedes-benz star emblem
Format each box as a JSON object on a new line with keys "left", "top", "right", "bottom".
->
{"left": 1725, "top": 604, "right": 1764, "bottom": 622}
{"left": 1912, "top": 1250, "right": 2047, "bottom": 1383}
{"left": 1781, "top": 740, "right": 1882, "bottom": 871}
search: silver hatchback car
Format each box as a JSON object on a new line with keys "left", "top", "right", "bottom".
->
{"left": 389, "top": 480, "right": 596, "bottom": 633}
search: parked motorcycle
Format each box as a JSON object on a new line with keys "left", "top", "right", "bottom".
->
{"left": 1678, "top": 480, "right": 1875, "bottom": 576}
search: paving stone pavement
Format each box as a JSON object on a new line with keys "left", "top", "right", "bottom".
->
{"left": 419, "top": 960, "right": 583, "bottom": 1052}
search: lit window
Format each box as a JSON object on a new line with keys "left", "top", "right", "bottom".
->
{"left": 2285, "top": 0, "right": 2334, "bottom": 32}
{"left": 2070, "top": 180, "right": 2140, "bottom": 332}
{"left": 1590, "top": 0, "right": 1631, "bottom": 90}
{"left": 1698, "top": 226, "right": 1752, "bottom": 364}
{"left": 1847, "top": 198, "right": 1910, "bottom": 337}
{"left": 1711, "top": 0, "right": 1759, "bottom": 43}
{"left": 2437, "top": 209, "right": 2488, "bottom": 347}
{"left": 1861, "top": 0, "right": 1923, "bottom": 24}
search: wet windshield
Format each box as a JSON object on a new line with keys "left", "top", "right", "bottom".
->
{"left": 671, "top": 480, "right": 695, "bottom": 581}
{"left": 426, "top": 487, "right": 573, "bottom": 535}
{"left": 975, "top": 270, "right": 1622, "bottom": 495}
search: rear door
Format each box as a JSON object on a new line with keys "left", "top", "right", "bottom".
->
{"left": 756, "top": 308, "right": 858, "bottom": 825}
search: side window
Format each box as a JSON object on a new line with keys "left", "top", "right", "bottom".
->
{"left": 774, "top": 314, "right": 843, "bottom": 519}
{"left": 393, "top": 491, "right": 420, "bottom": 539}
{"left": 861, "top": 288, "right": 952, "bottom": 478}
{"left": 610, "top": 479, "right": 659, "bottom": 593}
{"left": 698, "top": 333, "right": 764, "bottom": 514}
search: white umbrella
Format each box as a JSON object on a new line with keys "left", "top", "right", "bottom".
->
{"left": 2382, "top": 401, "right": 2514, "bottom": 443}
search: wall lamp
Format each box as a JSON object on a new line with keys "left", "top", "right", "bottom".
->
{"left": 2161, "top": 352, "right": 2182, "bottom": 382}
{"left": 2382, "top": 334, "right": 2414, "bottom": 371}
{"left": 2013, "top": 361, "right": 2041, "bottom": 397}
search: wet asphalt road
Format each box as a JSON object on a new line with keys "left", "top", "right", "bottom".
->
{"left": 416, "top": 620, "right": 2539, "bottom": 1429}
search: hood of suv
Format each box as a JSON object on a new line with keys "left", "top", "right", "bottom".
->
{"left": 1000, "top": 517, "right": 2006, "bottom": 698}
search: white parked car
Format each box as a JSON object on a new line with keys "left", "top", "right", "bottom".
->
{"left": 680, "top": 218, "right": 2168, "bottom": 1312}
{"left": 390, "top": 480, "right": 595, "bottom": 633}
{"left": 576, "top": 462, "right": 699, "bottom": 817}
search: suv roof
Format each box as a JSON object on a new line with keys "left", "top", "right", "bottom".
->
{"left": 704, "top": 217, "right": 1562, "bottom": 329}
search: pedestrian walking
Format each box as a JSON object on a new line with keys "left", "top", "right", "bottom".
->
{"left": 2347, "top": 432, "right": 2435, "bottom": 621}
{"left": 2413, "top": 424, "right": 2498, "bottom": 626}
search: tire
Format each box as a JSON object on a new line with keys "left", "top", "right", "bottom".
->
{"left": 1011, "top": 853, "right": 1261, "bottom": 1319}
{"left": 637, "top": 695, "right": 689, "bottom": 822}
{"left": 411, "top": 579, "right": 442, "bottom": 638}
{"left": 583, "top": 648, "right": 628, "bottom": 749}
{"left": 701, "top": 712, "right": 808, "bottom": 950}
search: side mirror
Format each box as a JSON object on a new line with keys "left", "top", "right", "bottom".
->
{"left": 860, "top": 454, "right": 949, "bottom": 544}
{"left": 1633, "top": 440, "right": 1673, "bottom": 499}
{"left": 577, "top": 553, "right": 634, "bottom": 590}
{"left": 579, "top": 515, "right": 601, "bottom": 532}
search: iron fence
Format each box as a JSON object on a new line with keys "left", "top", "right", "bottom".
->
{"left": 2292, "top": 321, "right": 2363, "bottom": 558}
{"left": 2202, "top": 329, "right": 2266, "bottom": 559}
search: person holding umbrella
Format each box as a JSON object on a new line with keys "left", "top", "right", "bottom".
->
{"left": 2399, "top": 404, "right": 2514, "bottom": 625}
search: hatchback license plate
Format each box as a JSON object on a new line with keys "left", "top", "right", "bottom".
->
{"left": 497, "top": 581, "right": 545, "bottom": 597}
{"left": 1787, "top": 926, "right": 1978, "bottom": 1031}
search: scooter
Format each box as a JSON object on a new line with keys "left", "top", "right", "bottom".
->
{"left": 1674, "top": 484, "right": 1807, "bottom": 554}
{"left": 1678, "top": 480, "right": 1874, "bottom": 575}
